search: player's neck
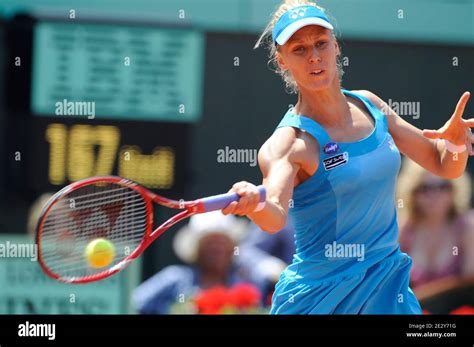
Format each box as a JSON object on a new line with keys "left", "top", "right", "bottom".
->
{"left": 294, "top": 82, "right": 350, "bottom": 128}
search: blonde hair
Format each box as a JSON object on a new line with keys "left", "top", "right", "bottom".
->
{"left": 254, "top": 0, "right": 344, "bottom": 94}
{"left": 397, "top": 157, "right": 472, "bottom": 227}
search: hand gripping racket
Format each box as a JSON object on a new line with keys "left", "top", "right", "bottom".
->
{"left": 35, "top": 176, "right": 265, "bottom": 284}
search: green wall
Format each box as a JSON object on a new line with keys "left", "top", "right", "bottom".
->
{"left": 0, "top": 0, "right": 473, "bottom": 44}
{"left": 0, "top": 234, "right": 142, "bottom": 314}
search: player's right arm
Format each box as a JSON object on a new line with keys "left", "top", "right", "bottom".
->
{"left": 222, "top": 127, "right": 317, "bottom": 233}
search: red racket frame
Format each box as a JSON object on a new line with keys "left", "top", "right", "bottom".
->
{"left": 35, "top": 176, "right": 209, "bottom": 284}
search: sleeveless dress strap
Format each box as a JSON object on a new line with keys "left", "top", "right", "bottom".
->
{"left": 342, "top": 89, "right": 388, "bottom": 132}
{"left": 276, "top": 109, "right": 333, "bottom": 156}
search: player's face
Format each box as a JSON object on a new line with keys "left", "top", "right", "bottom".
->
{"left": 197, "top": 233, "right": 235, "bottom": 272}
{"left": 276, "top": 26, "right": 339, "bottom": 91}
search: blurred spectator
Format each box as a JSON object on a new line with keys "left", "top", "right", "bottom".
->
{"left": 26, "top": 193, "right": 54, "bottom": 237}
{"left": 241, "top": 217, "right": 295, "bottom": 265}
{"left": 416, "top": 276, "right": 474, "bottom": 314}
{"left": 238, "top": 220, "right": 295, "bottom": 306}
{"left": 397, "top": 158, "right": 474, "bottom": 288}
{"left": 132, "top": 211, "right": 282, "bottom": 314}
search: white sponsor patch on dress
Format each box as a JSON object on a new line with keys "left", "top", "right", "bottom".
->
{"left": 323, "top": 152, "right": 349, "bottom": 171}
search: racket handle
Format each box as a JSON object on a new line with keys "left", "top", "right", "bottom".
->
{"left": 199, "top": 185, "right": 266, "bottom": 212}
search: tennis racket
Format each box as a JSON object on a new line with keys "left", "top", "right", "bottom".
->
{"left": 35, "top": 176, "right": 265, "bottom": 284}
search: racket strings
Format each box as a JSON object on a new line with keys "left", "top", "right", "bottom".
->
{"left": 39, "top": 182, "right": 148, "bottom": 279}
{"left": 42, "top": 202, "right": 147, "bottom": 230}
{"left": 42, "top": 192, "right": 146, "bottom": 275}
{"left": 44, "top": 189, "right": 141, "bottom": 213}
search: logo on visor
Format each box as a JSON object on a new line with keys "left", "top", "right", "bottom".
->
{"left": 289, "top": 7, "right": 308, "bottom": 19}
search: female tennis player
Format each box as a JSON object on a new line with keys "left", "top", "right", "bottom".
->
{"left": 222, "top": 0, "right": 473, "bottom": 314}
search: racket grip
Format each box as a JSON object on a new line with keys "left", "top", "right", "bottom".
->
{"left": 200, "top": 185, "right": 266, "bottom": 212}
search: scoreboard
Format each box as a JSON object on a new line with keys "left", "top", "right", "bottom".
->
{"left": 5, "top": 16, "right": 205, "bottom": 199}
{"left": 31, "top": 21, "right": 204, "bottom": 122}
{"left": 27, "top": 118, "right": 187, "bottom": 192}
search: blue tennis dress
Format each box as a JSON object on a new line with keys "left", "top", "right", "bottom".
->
{"left": 270, "top": 89, "right": 422, "bottom": 314}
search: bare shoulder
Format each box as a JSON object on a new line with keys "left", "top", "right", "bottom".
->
{"left": 354, "top": 90, "right": 386, "bottom": 110}
{"left": 354, "top": 90, "right": 400, "bottom": 122}
{"left": 258, "top": 126, "right": 319, "bottom": 171}
{"left": 260, "top": 127, "right": 299, "bottom": 159}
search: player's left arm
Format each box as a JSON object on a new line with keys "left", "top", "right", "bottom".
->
{"left": 359, "top": 90, "right": 473, "bottom": 179}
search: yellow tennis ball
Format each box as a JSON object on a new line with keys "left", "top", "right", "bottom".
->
{"left": 85, "top": 238, "right": 115, "bottom": 269}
